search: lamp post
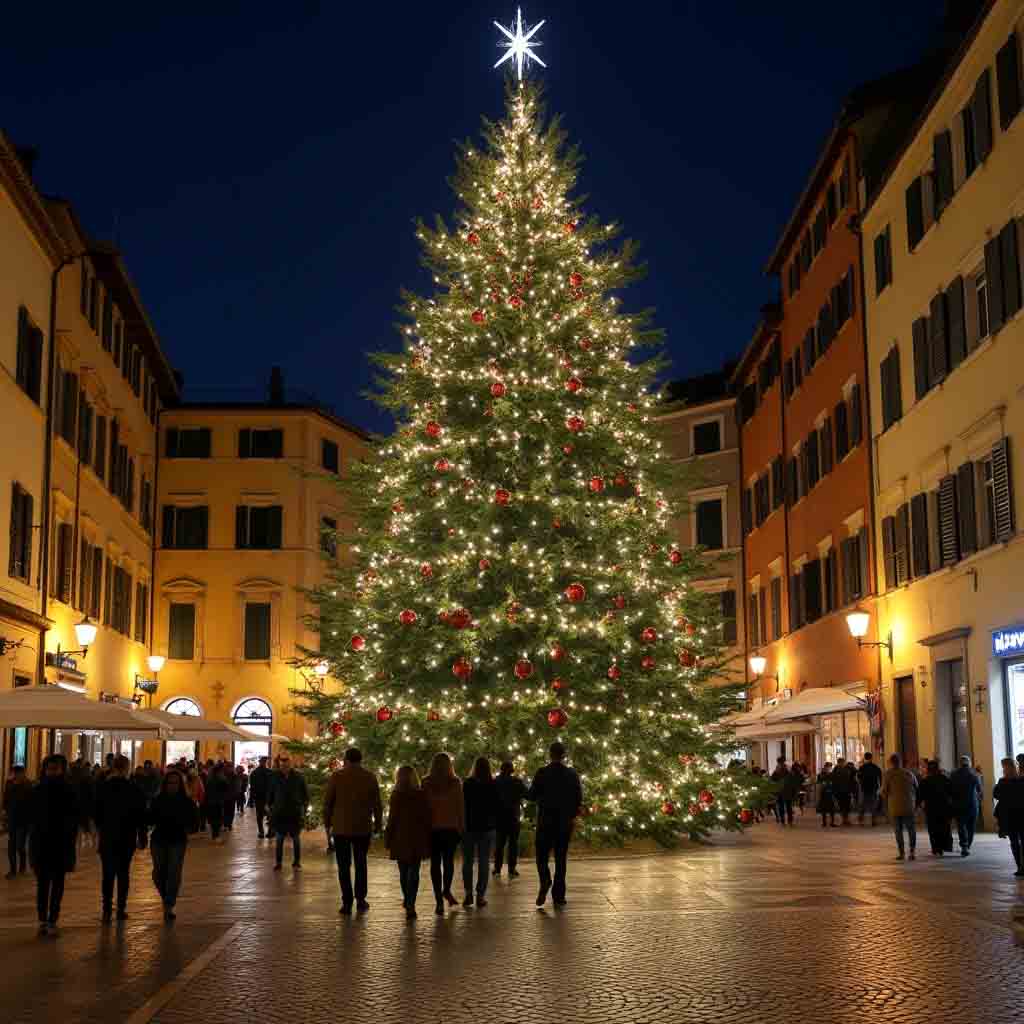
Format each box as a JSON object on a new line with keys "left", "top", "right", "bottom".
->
{"left": 133, "top": 654, "right": 165, "bottom": 707}
{"left": 845, "top": 607, "right": 893, "bottom": 662}
{"left": 54, "top": 615, "right": 98, "bottom": 666}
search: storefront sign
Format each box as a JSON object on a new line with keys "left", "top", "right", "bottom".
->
{"left": 992, "top": 625, "right": 1024, "bottom": 657}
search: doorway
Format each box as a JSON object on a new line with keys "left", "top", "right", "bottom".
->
{"left": 935, "top": 658, "right": 970, "bottom": 767}
{"left": 896, "top": 676, "right": 918, "bottom": 770}
{"left": 233, "top": 697, "right": 272, "bottom": 769}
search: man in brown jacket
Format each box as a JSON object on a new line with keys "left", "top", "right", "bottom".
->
{"left": 323, "top": 748, "right": 383, "bottom": 914}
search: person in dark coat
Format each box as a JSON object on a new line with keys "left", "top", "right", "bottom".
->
{"left": 203, "top": 764, "right": 229, "bottom": 842}
{"left": 816, "top": 763, "right": 838, "bottom": 827}
{"left": 384, "top": 765, "right": 432, "bottom": 920}
{"left": 94, "top": 754, "right": 146, "bottom": 922}
{"left": 29, "top": 755, "right": 79, "bottom": 936}
{"left": 917, "top": 759, "right": 954, "bottom": 856}
{"left": 221, "top": 762, "right": 238, "bottom": 832}
{"left": 268, "top": 754, "right": 309, "bottom": 870}
{"left": 856, "top": 753, "right": 883, "bottom": 826}
{"left": 949, "top": 754, "right": 983, "bottom": 855}
{"left": 149, "top": 769, "right": 199, "bottom": 921}
{"left": 770, "top": 758, "right": 800, "bottom": 827}
{"left": 493, "top": 760, "right": 528, "bottom": 877}
{"left": 248, "top": 756, "right": 271, "bottom": 838}
{"left": 994, "top": 757, "right": 1024, "bottom": 877}
{"left": 235, "top": 766, "right": 249, "bottom": 817}
{"left": 831, "top": 757, "right": 857, "bottom": 825}
{"left": 461, "top": 757, "right": 499, "bottom": 907}
{"left": 526, "top": 741, "right": 583, "bottom": 908}
{"left": 4, "top": 765, "right": 33, "bottom": 878}
{"left": 68, "top": 757, "right": 95, "bottom": 847}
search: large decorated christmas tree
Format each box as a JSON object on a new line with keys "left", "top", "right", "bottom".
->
{"left": 292, "top": 83, "right": 754, "bottom": 845}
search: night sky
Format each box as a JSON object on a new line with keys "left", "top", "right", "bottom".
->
{"left": 2, "top": 2, "right": 946, "bottom": 434}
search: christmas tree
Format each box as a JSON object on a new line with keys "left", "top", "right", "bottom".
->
{"left": 292, "top": 83, "right": 754, "bottom": 845}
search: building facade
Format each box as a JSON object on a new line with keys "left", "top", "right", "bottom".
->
{"left": 151, "top": 386, "right": 369, "bottom": 765}
{"left": 864, "top": 0, "right": 1024, "bottom": 786}
{"left": 658, "top": 367, "right": 744, "bottom": 673}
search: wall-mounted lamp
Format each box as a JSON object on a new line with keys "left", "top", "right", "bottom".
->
{"left": 846, "top": 607, "right": 893, "bottom": 662}
{"left": 147, "top": 654, "right": 166, "bottom": 675}
{"left": 133, "top": 654, "right": 164, "bottom": 705}
{"left": 54, "top": 615, "right": 98, "bottom": 664}
{"left": 749, "top": 652, "right": 779, "bottom": 683}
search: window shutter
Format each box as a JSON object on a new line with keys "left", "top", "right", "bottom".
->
{"left": 788, "top": 573, "right": 800, "bottom": 630}
{"left": 857, "top": 527, "right": 870, "bottom": 597}
{"left": 748, "top": 594, "right": 759, "bottom": 648}
{"left": 740, "top": 489, "right": 752, "bottom": 536}
{"left": 162, "top": 506, "right": 175, "bottom": 548}
{"left": 21, "top": 490, "right": 32, "bottom": 583}
{"left": 94, "top": 417, "right": 106, "bottom": 480}
{"left": 932, "top": 131, "right": 954, "bottom": 217}
{"left": 103, "top": 560, "right": 112, "bottom": 625}
{"left": 770, "top": 577, "right": 782, "bottom": 639}
{"left": 895, "top": 503, "right": 910, "bottom": 585}
{"left": 91, "top": 549, "right": 102, "bottom": 618}
{"left": 821, "top": 418, "right": 833, "bottom": 475}
{"left": 911, "top": 492, "right": 930, "bottom": 576}
{"left": 957, "top": 462, "right": 978, "bottom": 557}
{"left": 800, "top": 444, "right": 810, "bottom": 496}
{"left": 198, "top": 506, "right": 209, "bottom": 549}
{"left": 268, "top": 507, "right": 283, "bottom": 548}
{"left": 840, "top": 539, "right": 852, "bottom": 605}
{"left": 236, "top": 506, "right": 249, "bottom": 548}
{"left": 109, "top": 419, "right": 120, "bottom": 494}
{"left": 973, "top": 68, "right": 993, "bottom": 163}
{"left": 759, "top": 589, "right": 767, "bottom": 644}
{"left": 874, "top": 232, "right": 887, "bottom": 294}
{"left": 785, "top": 458, "right": 797, "bottom": 506}
{"left": 270, "top": 429, "right": 284, "bottom": 458}
{"left": 961, "top": 102, "right": 978, "bottom": 178}
{"left": 238, "top": 429, "right": 252, "bottom": 458}
{"left": 928, "top": 292, "right": 948, "bottom": 386}
{"left": 938, "top": 473, "right": 960, "bottom": 567}
{"left": 834, "top": 400, "right": 849, "bottom": 459}
{"left": 992, "top": 437, "right": 1015, "bottom": 542}
{"left": 985, "top": 235, "right": 1005, "bottom": 334}
{"left": 905, "top": 177, "right": 924, "bottom": 250}
{"left": 996, "top": 32, "right": 1022, "bottom": 131}
{"left": 803, "top": 560, "right": 822, "bottom": 623}
{"left": 58, "top": 523, "right": 73, "bottom": 604}
{"left": 849, "top": 385, "right": 862, "bottom": 448}
{"left": 912, "top": 316, "right": 931, "bottom": 399}
{"left": 882, "top": 516, "right": 896, "bottom": 590}
{"left": 827, "top": 548, "right": 838, "bottom": 610}
{"left": 771, "top": 456, "right": 784, "bottom": 509}
{"left": 946, "top": 276, "right": 966, "bottom": 369}
{"left": 803, "top": 330, "right": 814, "bottom": 375}
{"left": 783, "top": 358, "right": 793, "bottom": 400}
{"left": 165, "top": 428, "right": 179, "bottom": 458}
{"left": 78, "top": 539, "right": 90, "bottom": 611}
{"left": 8, "top": 485, "right": 22, "bottom": 578}
{"left": 1000, "top": 219, "right": 1021, "bottom": 320}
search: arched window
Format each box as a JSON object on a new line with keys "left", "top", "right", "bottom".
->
{"left": 163, "top": 697, "right": 202, "bottom": 717}
{"left": 232, "top": 697, "right": 273, "bottom": 769}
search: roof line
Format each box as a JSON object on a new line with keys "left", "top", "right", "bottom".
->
{"left": 170, "top": 401, "right": 374, "bottom": 443}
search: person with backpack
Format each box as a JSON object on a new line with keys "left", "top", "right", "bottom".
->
{"left": 526, "top": 741, "right": 582, "bottom": 908}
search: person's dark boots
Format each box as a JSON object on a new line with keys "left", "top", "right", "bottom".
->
{"left": 443, "top": 890, "right": 457, "bottom": 906}
{"left": 476, "top": 895, "right": 488, "bottom": 908}
{"left": 462, "top": 893, "right": 474, "bottom": 907}
{"left": 101, "top": 905, "right": 112, "bottom": 924}
{"left": 536, "top": 882, "right": 550, "bottom": 906}
{"left": 116, "top": 909, "right": 129, "bottom": 921}
{"left": 435, "top": 899, "right": 444, "bottom": 915}
{"left": 356, "top": 899, "right": 370, "bottom": 913}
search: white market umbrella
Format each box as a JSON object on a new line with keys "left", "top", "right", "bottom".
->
{"left": 0, "top": 685, "right": 169, "bottom": 736}
{"left": 137, "top": 709, "right": 263, "bottom": 743}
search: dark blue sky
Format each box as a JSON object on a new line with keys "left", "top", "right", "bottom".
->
{"left": 2, "top": 1, "right": 944, "bottom": 433}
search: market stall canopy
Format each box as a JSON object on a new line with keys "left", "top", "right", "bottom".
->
{"left": 722, "top": 705, "right": 773, "bottom": 728}
{"left": 127, "top": 710, "right": 261, "bottom": 743}
{"left": 734, "top": 721, "right": 819, "bottom": 742}
{"left": 764, "top": 687, "right": 865, "bottom": 723}
{"left": 0, "top": 686, "right": 169, "bottom": 735}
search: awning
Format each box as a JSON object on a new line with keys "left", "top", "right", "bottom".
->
{"left": 764, "top": 686, "right": 866, "bottom": 723}
{"left": 734, "top": 720, "right": 818, "bottom": 742}
{"left": 723, "top": 705, "right": 774, "bottom": 728}
{"left": 0, "top": 686, "right": 169, "bottom": 736}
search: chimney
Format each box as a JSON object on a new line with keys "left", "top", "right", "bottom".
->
{"left": 269, "top": 366, "right": 285, "bottom": 406}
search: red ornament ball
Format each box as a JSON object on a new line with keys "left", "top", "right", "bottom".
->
{"left": 427, "top": 709, "right": 441, "bottom": 722}
{"left": 467, "top": 231, "right": 480, "bottom": 246}
{"left": 607, "top": 664, "right": 622, "bottom": 681}
{"left": 552, "top": 518, "right": 561, "bottom": 529}
{"left": 578, "top": 337, "right": 591, "bottom": 350}
{"left": 349, "top": 634, "right": 366, "bottom": 652}
{"left": 565, "top": 376, "right": 584, "bottom": 394}
{"left": 448, "top": 608, "right": 471, "bottom": 630}
{"left": 506, "top": 601, "right": 522, "bottom": 621}
{"left": 452, "top": 657, "right": 473, "bottom": 681}
{"left": 669, "top": 549, "right": 683, "bottom": 565}
{"left": 678, "top": 650, "right": 696, "bottom": 668}
{"left": 564, "top": 582, "right": 586, "bottom": 603}
{"left": 641, "top": 655, "right": 656, "bottom": 671}
{"left": 613, "top": 473, "right": 628, "bottom": 488}
{"left": 689, "top": 803, "right": 702, "bottom": 816}
{"left": 490, "top": 381, "right": 507, "bottom": 398}
{"left": 739, "top": 808, "right": 754, "bottom": 825}
{"left": 494, "top": 487, "right": 512, "bottom": 506}
{"left": 399, "top": 609, "right": 418, "bottom": 626}
{"left": 329, "top": 721, "right": 345, "bottom": 737}
{"left": 376, "top": 705, "right": 394, "bottom": 723}
{"left": 547, "top": 707, "right": 568, "bottom": 729}
{"left": 640, "top": 626, "right": 658, "bottom": 644}
{"left": 611, "top": 595, "right": 626, "bottom": 610}
{"left": 478, "top": 558, "right": 491, "bottom": 571}
{"left": 551, "top": 677, "right": 567, "bottom": 692}
{"left": 532, "top": 196, "right": 543, "bottom": 209}
{"left": 509, "top": 296, "right": 522, "bottom": 309}
{"left": 661, "top": 800, "right": 676, "bottom": 816}
{"left": 550, "top": 642, "right": 566, "bottom": 661}
{"left": 420, "top": 563, "right": 433, "bottom": 579}
{"left": 569, "top": 272, "right": 583, "bottom": 288}
{"left": 562, "top": 444, "right": 574, "bottom": 456}
{"left": 434, "top": 458, "right": 450, "bottom": 472}
{"left": 588, "top": 476, "right": 605, "bottom": 494}
{"left": 514, "top": 659, "right": 534, "bottom": 680}
{"left": 565, "top": 415, "right": 585, "bottom": 434}
{"left": 564, "top": 221, "right": 576, "bottom": 234}
{"left": 425, "top": 420, "right": 442, "bottom": 438}
{"left": 471, "top": 309, "right": 486, "bottom": 324}
{"left": 699, "top": 789, "right": 715, "bottom": 806}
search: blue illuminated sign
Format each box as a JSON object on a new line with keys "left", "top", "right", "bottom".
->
{"left": 992, "top": 625, "right": 1024, "bottom": 658}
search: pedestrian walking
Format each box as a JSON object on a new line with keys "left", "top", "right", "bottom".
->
{"left": 204, "top": 764, "right": 228, "bottom": 842}
{"left": 994, "top": 757, "right": 1024, "bottom": 877}
{"left": 323, "top": 747, "right": 382, "bottom": 913}
{"left": 831, "top": 757, "right": 857, "bottom": 825}
{"left": 28, "top": 755, "right": 79, "bottom": 937}
{"left": 856, "top": 752, "right": 882, "bottom": 825}
{"left": 422, "top": 752, "right": 464, "bottom": 916}
{"left": 493, "top": 760, "right": 528, "bottom": 878}
{"left": 882, "top": 753, "right": 919, "bottom": 861}
{"left": 384, "top": 765, "right": 431, "bottom": 920}
{"left": 149, "top": 769, "right": 199, "bottom": 921}
{"left": 917, "top": 760, "right": 954, "bottom": 856}
{"left": 461, "top": 757, "right": 498, "bottom": 908}
{"left": 68, "top": 757, "right": 95, "bottom": 849}
{"left": 4, "top": 765, "right": 32, "bottom": 878}
{"left": 235, "top": 766, "right": 248, "bottom": 817}
{"left": 185, "top": 768, "right": 204, "bottom": 826}
{"left": 249, "top": 756, "right": 271, "bottom": 838}
{"left": 949, "top": 755, "right": 982, "bottom": 856}
{"left": 221, "top": 762, "right": 238, "bottom": 833}
{"left": 94, "top": 754, "right": 146, "bottom": 922}
{"left": 526, "top": 741, "right": 582, "bottom": 908}
{"left": 816, "top": 763, "right": 838, "bottom": 827}
{"left": 268, "top": 754, "right": 309, "bottom": 871}
{"left": 770, "top": 757, "right": 799, "bottom": 827}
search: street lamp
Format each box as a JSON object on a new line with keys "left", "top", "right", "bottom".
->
{"left": 845, "top": 607, "right": 893, "bottom": 662}
{"left": 55, "top": 615, "right": 98, "bottom": 663}
{"left": 134, "top": 655, "right": 164, "bottom": 706}
{"left": 749, "top": 652, "right": 779, "bottom": 683}
{"left": 147, "top": 654, "right": 166, "bottom": 674}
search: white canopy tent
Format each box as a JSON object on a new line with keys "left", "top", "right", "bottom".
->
{"left": 764, "top": 687, "right": 865, "bottom": 723}
{"left": 115, "top": 709, "right": 268, "bottom": 743}
{"left": 734, "top": 720, "right": 819, "bottom": 742}
{"left": 0, "top": 686, "right": 169, "bottom": 736}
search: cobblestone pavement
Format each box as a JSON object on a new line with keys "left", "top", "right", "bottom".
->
{"left": 2, "top": 807, "right": 1023, "bottom": 1023}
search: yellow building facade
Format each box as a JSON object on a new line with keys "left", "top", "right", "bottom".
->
{"left": 864, "top": 0, "right": 1024, "bottom": 787}
{"left": 151, "top": 392, "right": 368, "bottom": 765}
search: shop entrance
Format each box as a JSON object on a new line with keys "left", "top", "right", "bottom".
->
{"left": 935, "top": 658, "right": 970, "bottom": 766}
{"left": 895, "top": 676, "right": 918, "bottom": 770}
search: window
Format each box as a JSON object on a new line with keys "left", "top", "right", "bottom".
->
{"left": 834, "top": 400, "right": 849, "bottom": 461}
{"left": 805, "top": 431, "right": 820, "bottom": 491}
{"left": 754, "top": 474, "right": 770, "bottom": 527}
{"left": 975, "top": 271, "right": 990, "bottom": 342}
{"left": 741, "top": 487, "right": 752, "bottom": 537}
{"left": 771, "top": 457, "right": 784, "bottom": 510}
{"left": 322, "top": 438, "right": 340, "bottom": 473}
{"left": 880, "top": 346, "right": 903, "bottom": 430}
{"left": 320, "top": 515, "right": 338, "bottom": 558}
{"left": 720, "top": 590, "right": 737, "bottom": 646}
{"left": 57, "top": 370, "right": 78, "bottom": 446}
{"left": 165, "top": 427, "right": 211, "bottom": 459}
{"left": 140, "top": 478, "right": 153, "bottom": 533}
{"left": 77, "top": 539, "right": 92, "bottom": 611}
{"left": 77, "top": 397, "right": 93, "bottom": 464}
{"left": 823, "top": 548, "right": 839, "bottom": 612}
{"left": 826, "top": 182, "right": 838, "bottom": 225}
{"left": 90, "top": 547, "right": 103, "bottom": 619}
{"left": 932, "top": 130, "right": 954, "bottom": 218}
{"left": 94, "top": 416, "right": 107, "bottom": 481}
{"left": 7, "top": 484, "right": 33, "bottom": 582}
{"left": 906, "top": 176, "right": 925, "bottom": 251}
{"left": 820, "top": 417, "right": 834, "bottom": 477}
{"left": 165, "top": 697, "right": 201, "bottom": 718}
{"left": 982, "top": 455, "right": 997, "bottom": 548}
{"left": 244, "top": 602, "right": 272, "bottom": 660}
{"left": 748, "top": 592, "right": 761, "bottom": 648}
{"left": 874, "top": 227, "right": 893, "bottom": 295}
{"left": 239, "top": 428, "right": 283, "bottom": 459}
{"left": 848, "top": 384, "right": 863, "bottom": 449}
{"left": 134, "top": 582, "right": 148, "bottom": 644}
{"left": 984, "top": 219, "right": 1023, "bottom": 337}
{"left": 53, "top": 522, "right": 72, "bottom": 603}
{"left": 997, "top": 31, "right": 1022, "bottom": 131}
{"left": 789, "top": 568, "right": 805, "bottom": 631}
{"left": 695, "top": 499, "right": 724, "bottom": 550}
{"left": 168, "top": 603, "right": 196, "bottom": 661}
{"left": 111, "top": 566, "right": 132, "bottom": 636}
{"left": 103, "top": 559, "right": 113, "bottom": 625}
{"left": 841, "top": 530, "right": 868, "bottom": 604}
{"left": 162, "top": 506, "right": 209, "bottom": 549}
{"left": 692, "top": 420, "right": 722, "bottom": 456}
{"left": 15, "top": 308, "right": 43, "bottom": 404}
{"left": 770, "top": 577, "right": 782, "bottom": 640}
{"left": 236, "top": 505, "right": 283, "bottom": 550}
{"left": 803, "top": 559, "right": 823, "bottom": 623}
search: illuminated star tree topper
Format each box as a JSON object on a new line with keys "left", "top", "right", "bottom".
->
{"left": 494, "top": 7, "right": 546, "bottom": 80}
